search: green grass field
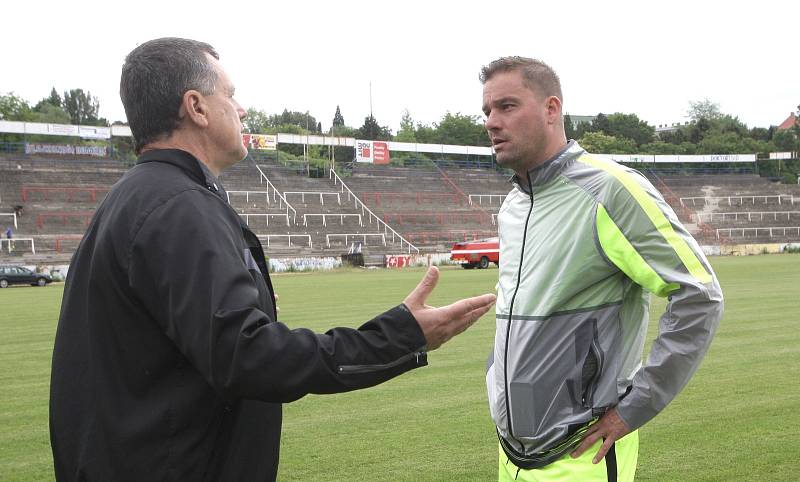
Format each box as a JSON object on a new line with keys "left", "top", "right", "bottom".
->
{"left": 1, "top": 255, "right": 798, "bottom": 481}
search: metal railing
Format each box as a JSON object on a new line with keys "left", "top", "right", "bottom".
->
{"left": 283, "top": 191, "right": 341, "bottom": 205}
{"left": 716, "top": 226, "right": 800, "bottom": 238}
{"left": 326, "top": 233, "right": 386, "bottom": 248}
{"left": 680, "top": 195, "right": 796, "bottom": 207}
{"left": 251, "top": 165, "right": 298, "bottom": 224}
{"left": 468, "top": 194, "right": 506, "bottom": 206}
{"left": 227, "top": 190, "right": 271, "bottom": 209}
{"left": 0, "top": 237, "right": 35, "bottom": 254}
{"left": 0, "top": 213, "right": 17, "bottom": 228}
{"left": 239, "top": 213, "right": 290, "bottom": 227}
{"left": 303, "top": 213, "right": 362, "bottom": 227}
{"left": 697, "top": 211, "right": 800, "bottom": 223}
{"left": 329, "top": 169, "right": 419, "bottom": 254}
{"left": 256, "top": 234, "right": 312, "bottom": 248}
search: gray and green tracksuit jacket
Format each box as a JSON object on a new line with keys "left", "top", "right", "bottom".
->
{"left": 488, "top": 141, "right": 723, "bottom": 468}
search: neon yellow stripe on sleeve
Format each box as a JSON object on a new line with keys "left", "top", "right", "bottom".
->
{"left": 596, "top": 204, "right": 679, "bottom": 297}
{"left": 580, "top": 155, "right": 712, "bottom": 284}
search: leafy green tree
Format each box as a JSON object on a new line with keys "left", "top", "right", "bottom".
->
{"left": 712, "top": 115, "right": 749, "bottom": 136}
{"left": 640, "top": 141, "right": 688, "bottom": 155}
{"left": 657, "top": 128, "right": 687, "bottom": 145}
{"left": 332, "top": 105, "right": 345, "bottom": 129}
{"left": 697, "top": 132, "right": 770, "bottom": 154}
{"left": 32, "top": 103, "right": 71, "bottom": 124}
{"left": 590, "top": 113, "right": 610, "bottom": 134}
{"left": 686, "top": 117, "right": 712, "bottom": 144}
{"left": 793, "top": 104, "right": 800, "bottom": 139}
{"left": 47, "top": 87, "right": 62, "bottom": 108}
{"left": 575, "top": 120, "right": 594, "bottom": 140}
{"left": 270, "top": 109, "right": 318, "bottom": 132}
{"left": 687, "top": 98, "right": 723, "bottom": 121}
{"left": 63, "top": 89, "right": 102, "bottom": 125}
{"left": 773, "top": 129, "right": 799, "bottom": 151}
{"left": 356, "top": 115, "right": 391, "bottom": 140}
{"left": 414, "top": 123, "right": 438, "bottom": 144}
{"left": 243, "top": 108, "right": 271, "bottom": 133}
{"left": 749, "top": 127, "right": 771, "bottom": 142}
{"left": 0, "top": 92, "right": 33, "bottom": 121}
{"left": 34, "top": 87, "right": 63, "bottom": 112}
{"left": 605, "top": 113, "right": 655, "bottom": 147}
{"left": 564, "top": 114, "right": 576, "bottom": 140}
{"left": 395, "top": 109, "right": 417, "bottom": 142}
{"left": 578, "top": 131, "right": 636, "bottom": 153}
{"left": 434, "top": 112, "right": 489, "bottom": 146}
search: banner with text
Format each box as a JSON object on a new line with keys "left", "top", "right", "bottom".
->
{"left": 24, "top": 143, "right": 107, "bottom": 157}
{"left": 242, "top": 134, "right": 277, "bottom": 150}
{"left": 355, "top": 139, "right": 373, "bottom": 163}
{"left": 355, "top": 140, "right": 391, "bottom": 164}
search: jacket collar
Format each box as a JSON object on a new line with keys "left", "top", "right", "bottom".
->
{"left": 512, "top": 140, "right": 585, "bottom": 191}
{"left": 136, "top": 148, "right": 225, "bottom": 197}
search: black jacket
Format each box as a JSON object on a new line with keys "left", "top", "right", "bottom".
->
{"left": 50, "top": 149, "right": 428, "bottom": 481}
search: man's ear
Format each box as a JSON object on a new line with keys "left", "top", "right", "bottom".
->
{"left": 545, "top": 95, "right": 562, "bottom": 125}
{"left": 181, "top": 90, "right": 209, "bottom": 128}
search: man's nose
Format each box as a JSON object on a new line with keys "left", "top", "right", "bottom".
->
{"left": 485, "top": 111, "right": 499, "bottom": 130}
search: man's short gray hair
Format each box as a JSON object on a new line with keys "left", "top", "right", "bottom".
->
{"left": 120, "top": 37, "right": 219, "bottom": 154}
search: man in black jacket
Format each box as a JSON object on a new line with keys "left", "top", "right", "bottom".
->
{"left": 49, "top": 37, "right": 496, "bottom": 481}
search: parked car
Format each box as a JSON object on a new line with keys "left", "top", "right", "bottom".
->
{"left": 0, "top": 265, "right": 53, "bottom": 288}
{"left": 450, "top": 237, "right": 500, "bottom": 269}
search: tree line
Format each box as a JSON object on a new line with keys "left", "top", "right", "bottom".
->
{"left": 241, "top": 99, "right": 799, "bottom": 157}
{"left": 0, "top": 89, "right": 107, "bottom": 127}
{"left": 2, "top": 90, "right": 798, "bottom": 158}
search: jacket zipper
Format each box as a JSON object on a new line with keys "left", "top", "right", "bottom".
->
{"left": 504, "top": 176, "right": 535, "bottom": 440}
{"left": 337, "top": 350, "right": 425, "bottom": 375}
{"left": 582, "top": 338, "right": 604, "bottom": 408}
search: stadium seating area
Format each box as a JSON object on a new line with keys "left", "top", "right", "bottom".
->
{"left": 2, "top": 151, "right": 799, "bottom": 265}
{"left": 645, "top": 172, "right": 800, "bottom": 244}
{"left": 0, "top": 156, "right": 128, "bottom": 262}
{"left": 343, "top": 164, "right": 508, "bottom": 247}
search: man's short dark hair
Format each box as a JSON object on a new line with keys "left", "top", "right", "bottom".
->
{"left": 479, "top": 56, "right": 563, "bottom": 103}
{"left": 120, "top": 38, "right": 219, "bottom": 153}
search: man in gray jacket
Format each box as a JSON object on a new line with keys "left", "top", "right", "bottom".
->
{"left": 481, "top": 56, "right": 723, "bottom": 481}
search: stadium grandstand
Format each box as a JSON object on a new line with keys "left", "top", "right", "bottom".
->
{"left": 1, "top": 119, "right": 799, "bottom": 270}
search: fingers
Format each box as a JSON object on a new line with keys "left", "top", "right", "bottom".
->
{"left": 444, "top": 293, "right": 497, "bottom": 320}
{"left": 431, "top": 294, "right": 496, "bottom": 346}
{"left": 571, "top": 408, "right": 630, "bottom": 464}
{"left": 592, "top": 438, "right": 615, "bottom": 464}
{"left": 570, "top": 428, "right": 601, "bottom": 460}
{"left": 403, "top": 266, "right": 439, "bottom": 308}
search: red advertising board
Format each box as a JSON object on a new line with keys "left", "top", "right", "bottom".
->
{"left": 373, "top": 141, "right": 391, "bottom": 165}
{"left": 385, "top": 255, "right": 412, "bottom": 268}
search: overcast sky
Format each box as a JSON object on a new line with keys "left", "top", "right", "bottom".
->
{"left": 2, "top": 0, "right": 797, "bottom": 133}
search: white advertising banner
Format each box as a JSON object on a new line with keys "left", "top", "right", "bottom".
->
{"left": 47, "top": 124, "right": 80, "bottom": 136}
{"left": 111, "top": 124, "right": 133, "bottom": 137}
{"left": 78, "top": 126, "right": 111, "bottom": 139}
{"left": 355, "top": 139, "right": 374, "bottom": 163}
{"left": 595, "top": 153, "right": 756, "bottom": 163}
{"left": 0, "top": 120, "right": 26, "bottom": 134}
{"left": 0, "top": 121, "right": 111, "bottom": 139}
